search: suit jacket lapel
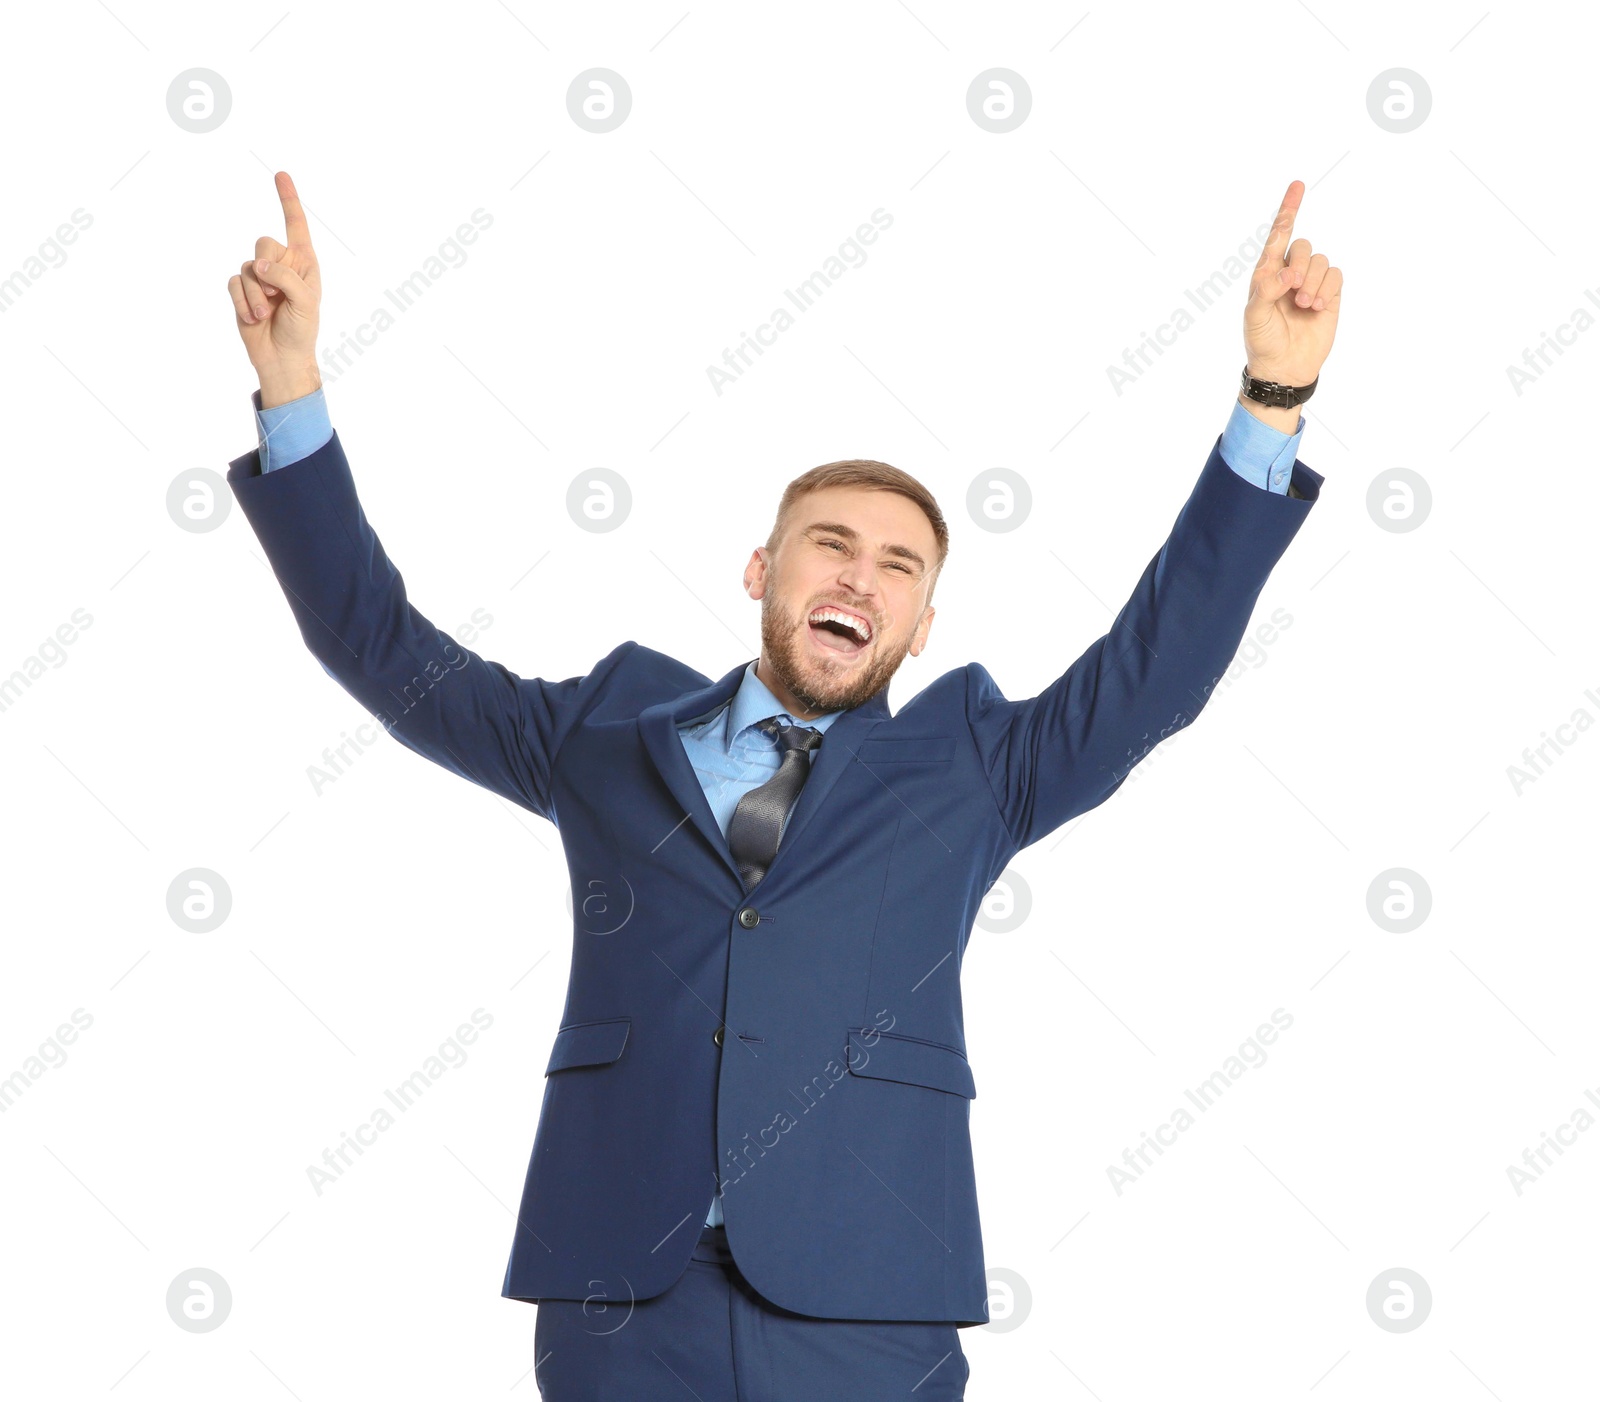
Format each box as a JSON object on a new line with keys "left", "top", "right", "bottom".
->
{"left": 753, "top": 692, "right": 889, "bottom": 888}
{"left": 636, "top": 660, "right": 893, "bottom": 890}
{"left": 637, "top": 660, "right": 752, "bottom": 887}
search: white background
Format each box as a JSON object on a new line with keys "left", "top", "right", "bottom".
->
{"left": 1, "top": 1, "right": 1593, "bottom": 1397}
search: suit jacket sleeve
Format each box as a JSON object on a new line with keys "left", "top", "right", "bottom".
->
{"left": 226, "top": 429, "right": 623, "bottom": 823}
{"left": 963, "top": 435, "right": 1323, "bottom": 853}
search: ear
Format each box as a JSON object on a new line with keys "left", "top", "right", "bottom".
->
{"left": 908, "top": 605, "right": 936, "bottom": 657}
{"left": 743, "top": 547, "right": 769, "bottom": 601}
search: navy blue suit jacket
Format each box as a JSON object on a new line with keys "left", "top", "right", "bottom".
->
{"left": 227, "top": 430, "right": 1321, "bottom": 1324}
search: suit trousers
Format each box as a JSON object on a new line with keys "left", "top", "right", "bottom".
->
{"left": 532, "top": 1224, "right": 971, "bottom": 1400}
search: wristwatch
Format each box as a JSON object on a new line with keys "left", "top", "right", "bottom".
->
{"left": 1240, "top": 364, "right": 1317, "bottom": 409}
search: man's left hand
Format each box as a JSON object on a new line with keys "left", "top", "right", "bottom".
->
{"left": 1244, "top": 179, "right": 1343, "bottom": 387}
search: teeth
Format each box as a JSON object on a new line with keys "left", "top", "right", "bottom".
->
{"left": 809, "top": 608, "right": 871, "bottom": 642}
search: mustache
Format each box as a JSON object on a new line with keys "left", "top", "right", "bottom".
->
{"left": 804, "top": 597, "right": 876, "bottom": 622}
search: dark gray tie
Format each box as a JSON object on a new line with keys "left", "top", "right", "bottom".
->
{"left": 727, "top": 717, "right": 823, "bottom": 890}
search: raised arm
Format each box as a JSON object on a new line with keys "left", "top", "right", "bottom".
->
{"left": 224, "top": 171, "right": 608, "bottom": 820}
{"left": 967, "top": 180, "right": 1342, "bottom": 852}
{"left": 965, "top": 442, "right": 1321, "bottom": 851}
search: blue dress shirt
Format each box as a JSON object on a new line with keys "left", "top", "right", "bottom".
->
{"left": 244, "top": 385, "right": 1305, "bottom": 1225}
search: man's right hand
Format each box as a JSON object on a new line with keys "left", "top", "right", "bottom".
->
{"left": 227, "top": 170, "right": 323, "bottom": 408}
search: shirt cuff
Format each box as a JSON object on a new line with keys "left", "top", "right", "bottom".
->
{"left": 253, "top": 385, "right": 333, "bottom": 474}
{"left": 1219, "top": 398, "right": 1304, "bottom": 495}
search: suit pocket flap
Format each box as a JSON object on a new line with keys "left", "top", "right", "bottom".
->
{"left": 845, "top": 1028, "right": 975, "bottom": 1098}
{"left": 545, "top": 1017, "right": 631, "bottom": 1074}
{"left": 853, "top": 736, "right": 957, "bottom": 764}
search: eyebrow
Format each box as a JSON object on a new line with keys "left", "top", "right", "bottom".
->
{"left": 803, "top": 521, "right": 927, "bottom": 572}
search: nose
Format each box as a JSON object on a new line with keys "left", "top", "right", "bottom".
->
{"left": 836, "top": 553, "right": 876, "bottom": 597}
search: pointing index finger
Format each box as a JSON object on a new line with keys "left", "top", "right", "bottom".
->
{"left": 1255, "top": 179, "right": 1305, "bottom": 271}
{"left": 275, "top": 170, "right": 313, "bottom": 250}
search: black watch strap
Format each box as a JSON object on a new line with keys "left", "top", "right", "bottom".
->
{"left": 1240, "top": 364, "right": 1317, "bottom": 409}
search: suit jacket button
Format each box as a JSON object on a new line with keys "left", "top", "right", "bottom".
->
{"left": 737, "top": 907, "right": 760, "bottom": 928}
{"left": 713, "top": 1025, "right": 725, "bottom": 1046}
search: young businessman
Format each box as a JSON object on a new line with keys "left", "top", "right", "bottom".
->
{"left": 227, "top": 171, "right": 1339, "bottom": 1400}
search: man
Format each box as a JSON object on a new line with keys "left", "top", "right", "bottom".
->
{"left": 226, "top": 171, "right": 1338, "bottom": 1400}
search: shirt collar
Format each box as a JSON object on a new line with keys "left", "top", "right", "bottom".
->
{"left": 726, "top": 659, "right": 844, "bottom": 744}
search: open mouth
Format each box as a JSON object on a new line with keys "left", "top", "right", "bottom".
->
{"left": 807, "top": 606, "right": 873, "bottom": 657}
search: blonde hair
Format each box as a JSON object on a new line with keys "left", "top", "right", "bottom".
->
{"left": 766, "top": 458, "right": 949, "bottom": 598}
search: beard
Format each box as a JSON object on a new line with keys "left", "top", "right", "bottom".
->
{"left": 758, "top": 586, "right": 912, "bottom": 716}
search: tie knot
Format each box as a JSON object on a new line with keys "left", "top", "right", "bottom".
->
{"left": 759, "top": 716, "right": 823, "bottom": 754}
